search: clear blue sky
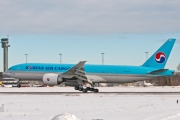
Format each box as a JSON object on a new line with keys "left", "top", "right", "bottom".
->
{"left": 0, "top": 0, "right": 180, "bottom": 71}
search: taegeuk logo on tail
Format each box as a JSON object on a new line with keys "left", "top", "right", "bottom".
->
{"left": 155, "top": 52, "right": 166, "bottom": 63}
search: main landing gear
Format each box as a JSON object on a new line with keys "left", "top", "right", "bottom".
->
{"left": 74, "top": 86, "right": 99, "bottom": 93}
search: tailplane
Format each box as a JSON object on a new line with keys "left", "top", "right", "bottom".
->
{"left": 142, "top": 38, "right": 176, "bottom": 68}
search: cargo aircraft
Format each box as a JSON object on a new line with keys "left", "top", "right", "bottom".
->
{"left": 3, "top": 39, "right": 176, "bottom": 93}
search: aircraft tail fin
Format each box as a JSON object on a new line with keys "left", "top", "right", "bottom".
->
{"left": 142, "top": 38, "right": 176, "bottom": 68}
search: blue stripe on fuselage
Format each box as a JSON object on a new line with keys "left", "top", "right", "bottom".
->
{"left": 7, "top": 63, "right": 174, "bottom": 76}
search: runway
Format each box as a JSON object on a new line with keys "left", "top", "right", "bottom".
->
{"left": 1, "top": 86, "right": 180, "bottom": 95}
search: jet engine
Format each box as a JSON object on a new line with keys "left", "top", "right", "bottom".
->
{"left": 43, "top": 73, "right": 63, "bottom": 85}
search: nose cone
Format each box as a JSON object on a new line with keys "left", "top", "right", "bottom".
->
{"left": 1, "top": 72, "right": 16, "bottom": 81}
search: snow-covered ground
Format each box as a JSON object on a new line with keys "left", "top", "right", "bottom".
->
{"left": 1, "top": 93, "right": 180, "bottom": 120}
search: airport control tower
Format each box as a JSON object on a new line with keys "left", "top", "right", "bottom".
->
{"left": 1, "top": 38, "right": 10, "bottom": 72}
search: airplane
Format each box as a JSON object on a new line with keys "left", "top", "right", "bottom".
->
{"left": 2, "top": 38, "right": 176, "bottom": 93}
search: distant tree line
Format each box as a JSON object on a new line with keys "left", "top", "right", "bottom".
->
{"left": 150, "top": 63, "right": 180, "bottom": 86}
{"left": 151, "top": 73, "right": 180, "bottom": 86}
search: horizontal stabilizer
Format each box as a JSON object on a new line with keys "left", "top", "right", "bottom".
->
{"left": 148, "top": 69, "right": 168, "bottom": 74}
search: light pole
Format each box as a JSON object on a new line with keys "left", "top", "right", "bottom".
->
{"left": 101, "top": 53, "right": 105, "bottom": 65}
{"left": 145, "top": 52, "right": 149, "bottom": 60}
{"left": 59, "top": 53, "right": 62, "bottom": 63}
{"left": 25, "top": 54, "right": 28, "bottom": 63}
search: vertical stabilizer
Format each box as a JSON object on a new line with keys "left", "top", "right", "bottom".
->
{"left": 142, "top": 38, "right": 176, "bottom": 68}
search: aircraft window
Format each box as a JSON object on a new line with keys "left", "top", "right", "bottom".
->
{"left": 8, "top": 68, "right": 11, "bottom": 70}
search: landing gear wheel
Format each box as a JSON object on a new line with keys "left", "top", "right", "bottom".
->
{"left": 79, "top": 87, "right": 83, "bottom": 91}
{"left": 86, "top": 87, "right": 90, "bottom": 91}
{"left": 83, "top": 89, "right": 87, "bottom": 93}
{"left": 94, "top": 89, "right": 99, "bottom": 93}
{"left": 74, "top": 86, "right": 79, "bottom": 90}
{"left": 90, "top": 88, "right": 94, "bottom": 91}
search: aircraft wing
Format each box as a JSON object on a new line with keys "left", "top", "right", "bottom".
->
{"left": 61, "top": 61, "right": 93, "bottom": 86}
{"left": 62, "top": 61, "right": 87, "bottom": 80}
{"left": 148, "top": 69, "right": 169, "bottom": 75}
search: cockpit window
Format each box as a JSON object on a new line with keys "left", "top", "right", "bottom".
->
{"left": 8, "top": 68, "right": 11, "bottom": 70}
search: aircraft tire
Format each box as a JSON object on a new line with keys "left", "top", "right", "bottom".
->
{"left": 90, "top": 88, "right": 94, "bottom": 91}
{"left": 83, "top": 89, "right": 87, "bottom": 93}
{"left": 74, "top": 86, "right": 79, "bottom": 90}
{"left": 94, "top": 89, "right": 99, "bottom": 93}
{"left": 79, "top": 87, "right": 83, "bottom": 91}
{"left": 86, "top": 87, "right": 90, "bottom": 90}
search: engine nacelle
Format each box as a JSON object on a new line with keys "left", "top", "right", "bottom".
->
{"left": 43, "top": 73, "right": 63, "bottom": 85}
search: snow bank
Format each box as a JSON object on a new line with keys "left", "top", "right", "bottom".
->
{"left": 51, "top": 113, "right": 80, "bottom": 120}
